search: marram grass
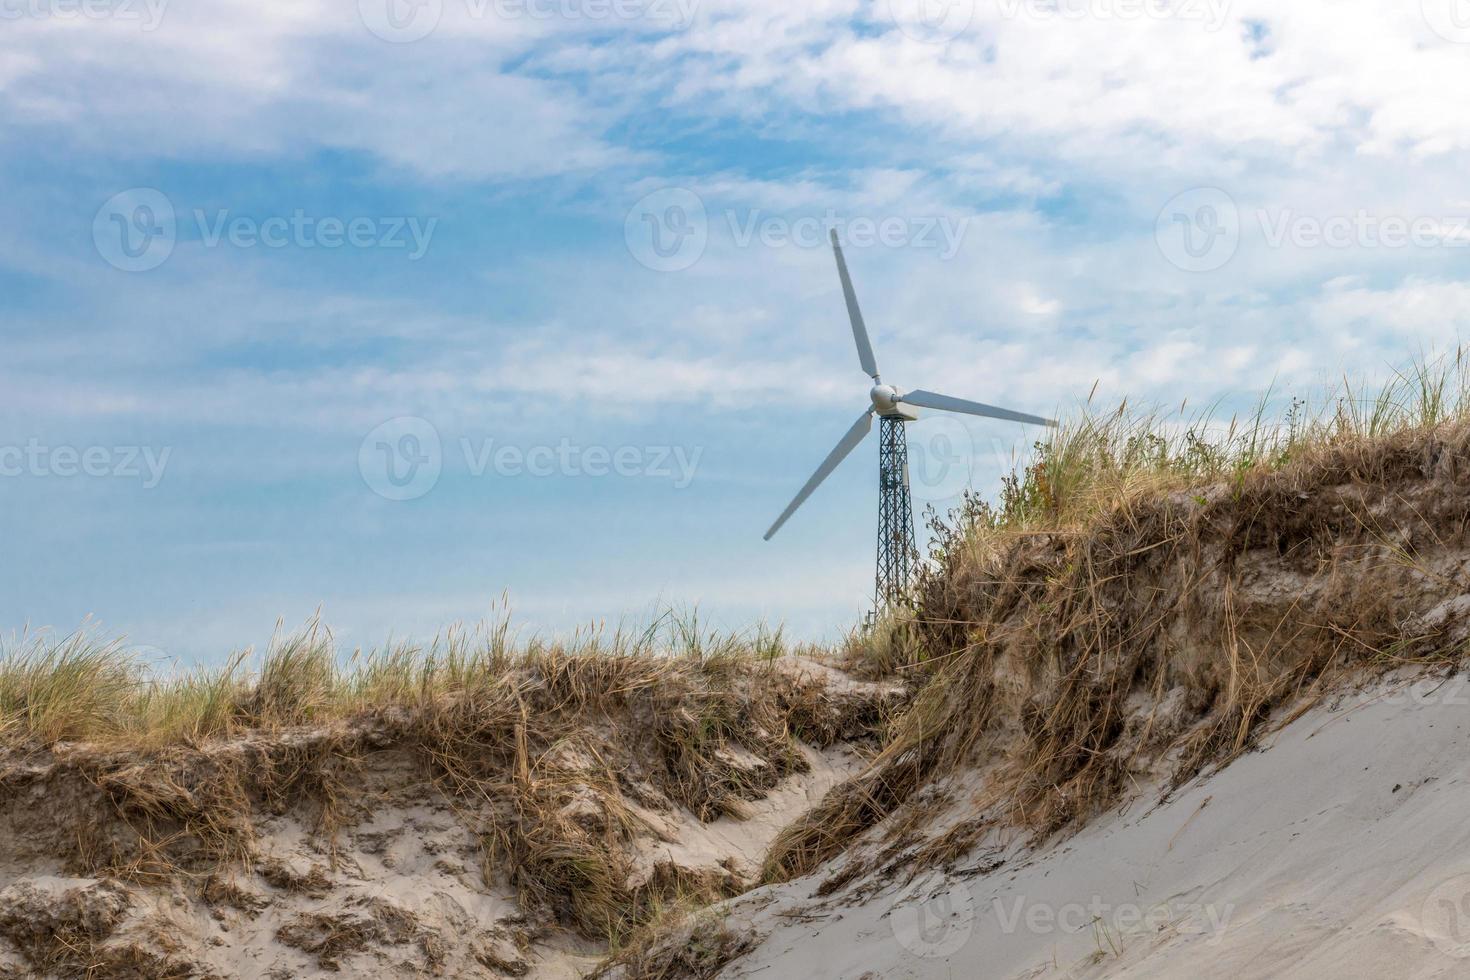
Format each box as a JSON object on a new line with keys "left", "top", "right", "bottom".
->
{"left": 973, "top": 350, "right": 1470, "bottom": 536}
{"left": 0, "top": 610, "right": 801, "bottom": 750}
{"left": 775, "top": 349, "right": 1470, "bottom": 883}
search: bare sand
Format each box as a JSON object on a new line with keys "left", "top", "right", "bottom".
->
{"left": 711, "top": 672, "right": 1470, "bottom": 979}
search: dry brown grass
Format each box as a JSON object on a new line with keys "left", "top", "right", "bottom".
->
{"left": 766, "top": 355, "right": 1470, "bottom": 884}
{"left": 0, "top": 611, "right": 805, "bottom": 750}
{"left": 0, "top": 611, "right": 893, "bottom": 955}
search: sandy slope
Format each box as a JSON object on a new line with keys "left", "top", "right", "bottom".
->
{"left": 0, "top": 657, "right": 898, "bottom": 979}
{"left": 716, "top": 672, "right": 1470, "bottom": 979}
{"left": 0, "top": 746, "right": 589, "bottom": 979}
{"left": 0, "top": 741, "right": 867, "bottom": 979}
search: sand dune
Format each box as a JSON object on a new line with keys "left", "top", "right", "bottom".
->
{"left": 712, "top": 671, "right": 1470, "bottom": 978}
{"left": 0, "top": 653, "right": 899, "bottom": 978}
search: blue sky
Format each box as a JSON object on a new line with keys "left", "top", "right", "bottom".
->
{"left": 4, "top": 0, "right": 1470, "bottom": 662}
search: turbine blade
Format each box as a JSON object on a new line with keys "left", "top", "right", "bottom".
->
{"left": 764, "top": 409, "right": 874, "bottom": 540}
{"left": 831, "top": 230, "right": 880, "bottom": 380}
{"left": 900, "top": 389, "right": 1058, "bottom": 427}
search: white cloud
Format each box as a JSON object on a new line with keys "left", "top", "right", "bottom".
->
{"left": 0, "top": 0, "right": 624, "bottom": 178}
{"left": 1308, "top": 277, "right": 1470, "bottom": 349}
{"left": 5, "top": 0, "right": 1470, "bottom": 435}
{"left": 6, "top": 0, "right": 1469, "bottom": 205}
{"left": 1014, "top": 283, "right": 1061, "bottom": 317}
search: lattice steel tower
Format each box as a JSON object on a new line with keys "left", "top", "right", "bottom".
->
{"left": 762, "top": 230, "right": 1057, "bottom": 615}
{"left": 875, "top": 415, "right": 917, "bottom": 606}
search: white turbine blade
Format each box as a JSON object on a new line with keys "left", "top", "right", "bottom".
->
{"left": 764, "top": 409, "right": 874, "bottom": 540}
{"left": 901, "top": 389, "right": 1058, "bottom": 427}
{"left": 831, "top": 230, "right": 880, "bottom": 380}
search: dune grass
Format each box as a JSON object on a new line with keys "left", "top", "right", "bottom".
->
{"left": 841, "top": 353, "right": 1470, "bottom": 680}
{"left": 776, "top": 349, "right": 1470, "bottom": 883}
{"left": 0, "top": 609, "right": 801, "bottom": 751}
{"left": 0, "top": 609, "right": 891, "bottom": 952}
{"left": 955, "top": 350, "right": 1470, "bottom": 537}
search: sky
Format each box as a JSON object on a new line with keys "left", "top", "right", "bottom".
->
{"left": 4, "top": 0, "right": 1470, "bottom": 662}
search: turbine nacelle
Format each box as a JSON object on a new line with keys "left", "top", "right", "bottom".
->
{"left": 870, "top": 384, "right": 920, "bottom": 420}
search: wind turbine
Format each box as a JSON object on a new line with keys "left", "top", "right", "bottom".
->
{"left": 764, "top": 230, "right": 1059, "bottom": 607}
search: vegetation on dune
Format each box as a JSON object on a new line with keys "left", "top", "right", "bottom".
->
{"left": 942, "top": 350, "right": 1470, "bottom": 542}
{"left": 773, "top": 352, "right": 1470, "bottom": 885}
{"left": 0, "top": 611, "right": 896, "bottom": 964}
{"left": 0, "top": 611, "right": 797, "bottom": 749}
{"left": 836, "top": 358, "right": 1470, "bottom": 677}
